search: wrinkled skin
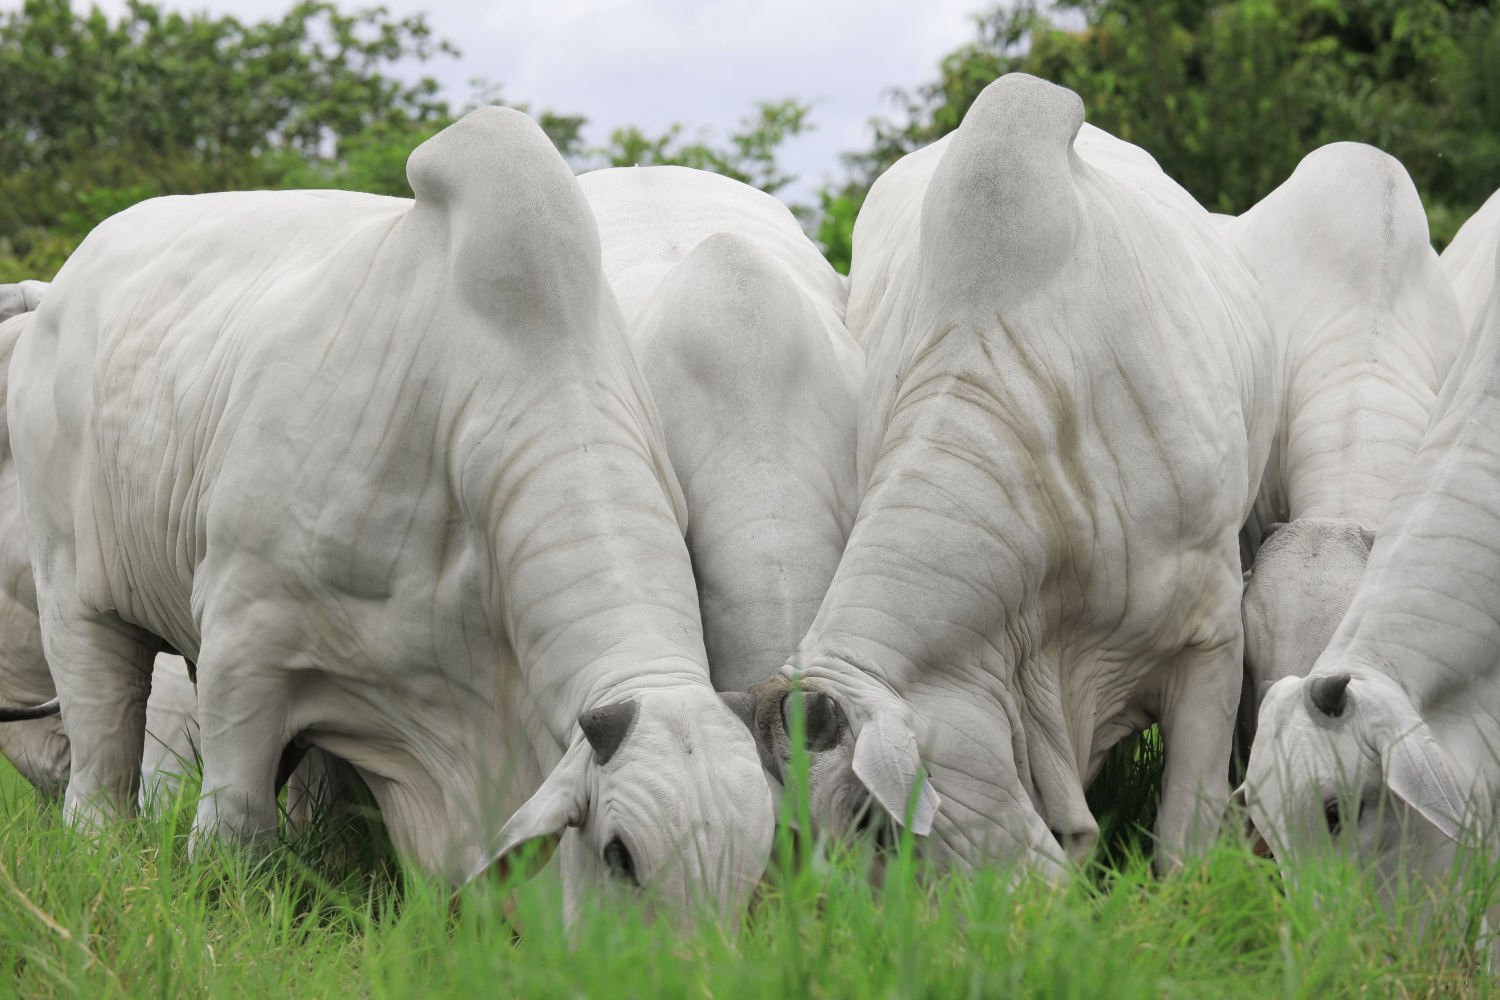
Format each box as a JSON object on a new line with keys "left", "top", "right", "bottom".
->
{"left": 0, "top": 308, "right": 202, "bottom": 806}
{"left": 1443, "top": 187, "right": 1500, "bottom": 331}
{"left": 8, "top": 108, "right": 774, "bottom": 926}
{"left": 1244, "top": 670, "right": 1470, "bottom": 894}
{"left": 1241, "top": 520, "right": 1371, "bottom": 711}
{"left": 581, "top": 166, "right": 862, "bottom": 694}
{"left": 1244, "top": 208, "right": 1500, "bottom": 929}
{"left": 756, "top": 75, "right": 1280, "bottom": 875}
{"left": 1228, "top": 144, "right": 1463, "bottom": 732}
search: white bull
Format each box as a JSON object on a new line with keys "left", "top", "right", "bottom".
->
{"left": 1229, "top": 144, "right": 1464, "bottom": 726}
{"left": 1243, "top": 214, "right": 1500, "bottom": 911}
{"left": 6, "top": 108, "right": 775, "bottom": 924}
{"left": 0, "top": 306, "right": 202, "bottom": 808}
{"left": 752, "top": 74, "right": 1280, "bottom": 874}
{"left": 580, "top": 167, "right": 862, "bottom": 695}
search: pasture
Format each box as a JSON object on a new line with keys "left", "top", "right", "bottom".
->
{"left": 0, "top": 741, "right": 1492, "bottom": 999}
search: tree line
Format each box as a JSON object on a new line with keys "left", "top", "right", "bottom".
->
{"left": 2, "top": 0, "right": 1497, "bottom": 281}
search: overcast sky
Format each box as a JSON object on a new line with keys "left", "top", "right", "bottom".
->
{"left": 8, "top": 0, "right": 992, "bottom": 207}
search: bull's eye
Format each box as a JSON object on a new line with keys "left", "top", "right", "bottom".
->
{"left": 780, "top": 691, "right": 843, "bottom": 752}
{"left": 603, "top": 836, "right": 639, "bottom": 887}
{"left": 1323, "top": 797, "right": 1342, "bottom": 836}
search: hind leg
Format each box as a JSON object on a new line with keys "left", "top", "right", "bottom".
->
{"left": 42, "top": 611, "right": 156, "bottom": 831}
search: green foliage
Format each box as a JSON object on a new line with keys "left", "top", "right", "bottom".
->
{"left": 1, "top": 756, "right": 1495, "bottom": 997}
{"left": 828, "top": 0, "right": 1500, "bottom": 256}
{"left": 597, "top": 99, "right": 814, "bottom": 197}
{"left": 0, "top": 0, "right": 457, "bottom": 278}
{"left": 0, "top": 0, "right": 814, "bottom": 281}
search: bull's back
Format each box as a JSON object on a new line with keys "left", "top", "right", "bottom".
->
{"left": 635, "top": 233, "right": 859, "bottom": 689}
{"left": 9, "top": 190, "right": 409, "bottom": 650}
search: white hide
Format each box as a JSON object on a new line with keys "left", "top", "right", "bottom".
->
{"left": 7, "top": 108, "right": 774, "bottom": 925}
{"left": 580, "top": 167, "right": 862, "bottom": 693}
{"left": 1229, "top": 144, "right": 1464, "bottom": 719}
{"left": 0, "top": 281, "right": 46, "bottom": 325}
{"left": 582, "top": 166, "right": 847, "bottom": 335}
{"left": 0, "top": 310, "right": 202, "bottom": 806}
{"left": 1244, "top": 224, "right": 1500, "bottom": 894}
{"left": 1443, "top": 188, "right": 1500, "bottom": 332}
{"left": 766, "top": 74, "right": 1280, "bottom": 874}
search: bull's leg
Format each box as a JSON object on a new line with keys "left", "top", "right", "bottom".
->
{"left": 1154, "top": 631, "right": 1241, "bottom": 874}
{"left": 43, "top": 612, "right": 156, "bottom": 831}
{"left": 191, "top": 648, "right": 290, "bottom": 853}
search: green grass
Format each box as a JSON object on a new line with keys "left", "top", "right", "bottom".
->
{"left": 0, "top": 750, "right": 1494, "bottom": 999}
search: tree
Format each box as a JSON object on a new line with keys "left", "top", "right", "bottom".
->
{"left": 596, "top": 99, "right": 814, "bottom": 198}
{"left": 0, "top": 0, "right": 457, "bottom": 278}
{"left": 0, "top": 0, "right": 816, "bottom": 282}
{"left": 818, "top": 0, "right": 1500, "bottom": 268}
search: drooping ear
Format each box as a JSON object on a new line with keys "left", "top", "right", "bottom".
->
{"left": 1381, "top": 721, "right": 1467, "bottom": 842}
{"left": 719, "top": 691, "right": 756, "bottom": 732}
{"left": 1261, "top": 522, "right": 1287, "bottom": 544}
{"left": 851, "top": 711, "right": 941, "bottom": 836}
{"left": 465, "top": 739, "right": 591, "bottom": 886}
{"left": 1358, "top": 527, "right": 1376, "bottom": 550}
{"left": 1228, "top": 783, "right": 1272, "bottom": 857}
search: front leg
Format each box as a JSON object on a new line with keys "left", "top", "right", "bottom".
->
{"left": 1154, "top": 631, "right": 1242, "bottom": 874}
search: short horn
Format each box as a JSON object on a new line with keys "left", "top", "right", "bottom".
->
{"left": 1359, "top": 527, "right": 1376, "bottom": 550}
{"left": 1261, "top": 521, "right": 1288, "bottom": 544}
{"left": 1309, "top": 673, "right": 1351, "bottom": 718}
{"left": 579, "top": 699, "right": 638, "bottom": 765}
{"left": 0, "top": 697, "right": 60, "bottom": 722}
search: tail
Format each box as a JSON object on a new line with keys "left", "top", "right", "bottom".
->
{"left": 0, "top": 697, "right": 60, "bottom": 722}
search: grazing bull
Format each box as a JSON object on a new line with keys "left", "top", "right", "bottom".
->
{"left": 1242, "top": 221, "right": 1500, "bottom": 905}
{"left": 580, "top": 166, "right": 862, "bottom": 694}
{"left": 0, "top": 307, "right": 202, "bottom": 807}
{"left": 750, "top": 74, "right": 1280, "bottom": 874}
{"left": 6, "top": 108, "right": 774, "bottom": 924}
{"left": 1229, "top": 144, "right": 1464, "bottom": 728}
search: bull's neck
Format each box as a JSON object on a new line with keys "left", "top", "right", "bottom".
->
{"left": 683, "top": 452, "right": 850, "bottom": 689}
{"left": 1325, "top": 362, "right": 1500, "bottom": 714}
{"left": 793, "top": 395, "right": 1043, "bottom": 699}
{"left": 1280, "top": 341, "right": 1441, "bottom": 527}
{"left": 468, "top": 350, "right": 711, "bottom": 746}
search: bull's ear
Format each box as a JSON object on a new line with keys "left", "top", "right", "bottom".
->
{"left": 1229, "top": 783, "right": 1272, "bottom": 857}
{"left": 1381, "top": 722, "right": 1467, "bottom": 842}
{"left": 465, "top": 739, "right": 590, "bottom": 886}
{"left": 852, "top": 711, "right": 941, "bottom": 836}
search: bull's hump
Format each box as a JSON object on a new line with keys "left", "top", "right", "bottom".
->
{"left": 645, "top": 233, "right": 815, "bottom": 384}
{"left": 406, "top": 107, "right": 603, "bottom": 326}
{"left": 919, "top": 74, "right": 1085, "bottom": 308}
